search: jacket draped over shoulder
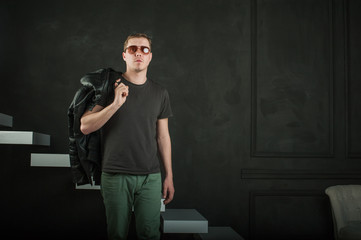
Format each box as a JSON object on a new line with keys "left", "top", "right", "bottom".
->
{"left": 68, "top": 68, "right": 119, "bottom": 185}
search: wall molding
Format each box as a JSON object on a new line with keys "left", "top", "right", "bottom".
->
{"left": 241, "top": 168, "right": 361, "bottom": 179}
{"left": 345, "top": 0, "right": 361, "bottom": 158}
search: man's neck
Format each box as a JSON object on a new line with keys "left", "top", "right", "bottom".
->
{"left": 122, "top": 70, "right": 147, "bottom": 85}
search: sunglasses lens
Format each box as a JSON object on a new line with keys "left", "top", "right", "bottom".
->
{"left": 128, "top": 46, "right": 138, "bottom": 53}
{"left": 142, "top": 47, "right": 150, "bottom": 54}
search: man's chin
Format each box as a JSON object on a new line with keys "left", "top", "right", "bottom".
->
{"left": 134, "top": 67, "right": 146, "bottom": 73}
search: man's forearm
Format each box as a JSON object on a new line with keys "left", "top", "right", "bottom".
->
{"left": 158, "top": 133, "right": 174, "bottom": 204}
{"left": 157, "top": 135, "right": 173, "bottom": 178}
{"left": 80, "top": 103, "right": 119, "bottom": 135}
{"left": 80, "top": 80, "right": 129, "bottom": 135}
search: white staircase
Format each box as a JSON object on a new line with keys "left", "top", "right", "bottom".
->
{"left": 161, "top": 209, "right": 208, "bottom": 233}
{"left": 0, "top": 114, "right": 50, "bottom": 146}
{"left": 31, "top": 153, "right": 70, "bottom": 167}
{"left": 1, "top": 113, "right": 244, "bottom": 239}
{"left": 0, "top": 131, "right": 50, "bottom": 146}
{"left": 0, "top": 113, "right": 13, "bottom": 127}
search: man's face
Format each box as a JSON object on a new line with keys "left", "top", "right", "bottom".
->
{"left": 122, "top": 37, "right": 152, "bottom": 73}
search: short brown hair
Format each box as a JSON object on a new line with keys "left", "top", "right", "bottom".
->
{"left": 123, "top": 33, "right": 152, "bottom": 52}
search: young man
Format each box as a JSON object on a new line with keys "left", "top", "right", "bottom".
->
{"left": 80, "top": 33, "right": 174, "bottom": 240}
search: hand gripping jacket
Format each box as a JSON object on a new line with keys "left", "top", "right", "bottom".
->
{"left": 68, "top": 68, "right": 119, "bottom": 185}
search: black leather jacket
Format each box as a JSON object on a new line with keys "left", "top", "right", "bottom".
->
{"left": 68, "top": 68, "right": 120, "bottom": 185}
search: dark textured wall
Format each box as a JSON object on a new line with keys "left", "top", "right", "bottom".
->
{"left": 1, "top": 0, "right": 360, "bottom": 239}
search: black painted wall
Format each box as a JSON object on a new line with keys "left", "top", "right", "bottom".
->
{"left": 1, "top": 0, "right": 360, "bottom": 239}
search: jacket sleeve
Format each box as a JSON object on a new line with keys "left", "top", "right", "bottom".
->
{"left": 68, "top": 87, "right": 94, "bottom": 185}
{"left": 67, "top": 68, "right": 118, "bottom": 185}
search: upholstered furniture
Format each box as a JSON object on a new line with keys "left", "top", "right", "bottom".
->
{"left": 325, "top": 185, "right": 361, "bottom": 240}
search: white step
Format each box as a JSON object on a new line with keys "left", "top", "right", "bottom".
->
{"left": 198, "top": 227, "right": 244, "bottom": 240}
{"left": 161, "top": 209, "right": 208, "bottom": 233}
{"left": 31, "top": 153, "right": 70, "bottom": 167}
{"left": 0, "top": 131, "right": 50, "bottom": 146}
{"left": 0, "top": 113, "right": 13, "bottom": 127}
{"left": 76, "top": 183, "right": 101, "bottom": 190}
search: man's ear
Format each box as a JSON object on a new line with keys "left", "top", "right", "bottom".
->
{"left": 122, "top": 51, "right": 126, "bottom": 61}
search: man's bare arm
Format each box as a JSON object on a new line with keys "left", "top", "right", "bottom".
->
{"left": 80, "top": 80, "right": 128, "bottom": 135}
{"left": 157, "top": 118, "right": 174, "bottom": 204}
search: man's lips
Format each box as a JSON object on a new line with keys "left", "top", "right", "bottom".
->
{"left": 135, "top": 59, "right": 143, "bottom": 62}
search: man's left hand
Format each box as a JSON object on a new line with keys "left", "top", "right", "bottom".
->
{"left": 162, "top": 177, "right": 175, "bottom": 205}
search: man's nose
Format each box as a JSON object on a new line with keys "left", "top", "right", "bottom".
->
{"left": 135, "top": 48, "right": 142, "bottom": 56}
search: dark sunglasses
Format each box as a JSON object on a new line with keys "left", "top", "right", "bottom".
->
{"left": 124, "top": 45, "right": 151, "bottom": 55}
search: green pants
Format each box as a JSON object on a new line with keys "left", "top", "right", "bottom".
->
{"left": 101, "top": 172, "right": 161, "bottom": 240}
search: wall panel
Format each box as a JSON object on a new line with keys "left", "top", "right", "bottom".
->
{"left": 249, "top": 191, "right": 333, "bottom": 240}
{"left": 347, "top": 0, "right": 361, "bottom": 157}
{"left": 251, "top": 0, "right": 333, "bottom": 157}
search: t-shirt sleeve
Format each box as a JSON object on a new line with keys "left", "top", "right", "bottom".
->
{"left": 158, "top": 89, "right": 173, "bottom": 119}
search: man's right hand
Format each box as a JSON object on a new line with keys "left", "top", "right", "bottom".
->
{"left": 80, "top": 79, "right": 128, "bottom": 135}
{"left": 113, "top": 79, "right": 129, "bottom": 108}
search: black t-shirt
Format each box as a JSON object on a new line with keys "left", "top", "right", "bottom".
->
{"left": 99, "top": 76, "right": 172, "bottom": 174}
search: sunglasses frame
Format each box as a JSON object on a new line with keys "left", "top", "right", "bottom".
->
{"left": 124, "top": 45, "right": 151, "bottom": 55}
